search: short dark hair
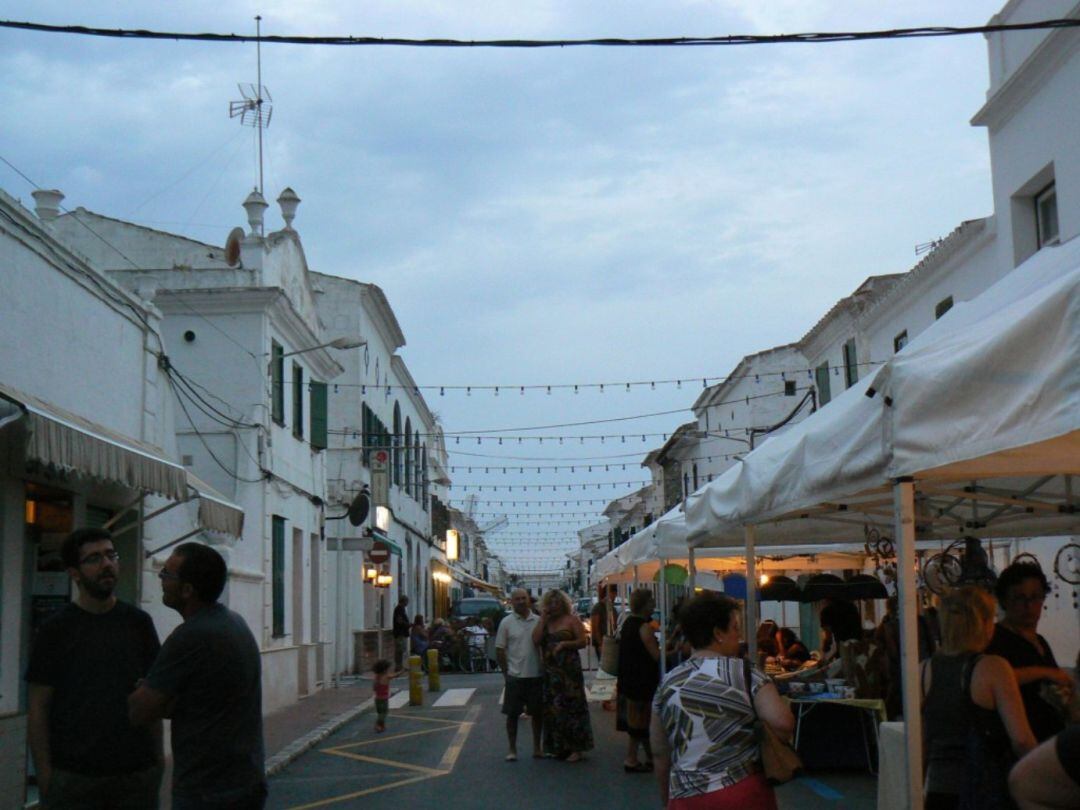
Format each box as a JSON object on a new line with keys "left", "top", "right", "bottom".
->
{"left": 174, "top": 542, "right": 227, "bottom": 603}
{"left": 629, "top": 588, "right": 654, "bottom": 614}
{"left": 820, "top": 599, "right": 862, "bottom": 642}
{"left": 61, "top": 527, "right": 113, "bottom": 569}
{"left": 679, "top": 592, "right": 739, "bottom": 649}
{"left": 372, "top": 659, "right": 392, "bottom": 675}
{"left": 994, "top": 561, "right": 1049, "bottom": 608}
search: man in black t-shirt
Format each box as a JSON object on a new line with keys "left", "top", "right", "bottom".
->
{"left": 129, "top": 542, "right": 266, "bottom": 810}
{"left": 26, "top": 527, "right": 162, "bottom": 809}
{"left": 392, "top": 594, "right": 411, "bottom": 670}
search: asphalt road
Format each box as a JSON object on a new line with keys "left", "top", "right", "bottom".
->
{"left": 266, "top": 669, "right": 877, "bottom": 810}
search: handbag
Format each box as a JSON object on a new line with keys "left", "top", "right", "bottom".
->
{"left": 958, "top": 655, "right": 1017, "bottom": 810}
{"left": 744, "top": 658, "right": 802, "bottom": 784}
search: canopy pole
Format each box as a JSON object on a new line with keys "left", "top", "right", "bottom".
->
{"left": 687, "top": 546, "right": 697, "bottom": 591}
{"left": 659, "top": 558, "right": 668, "bottom": 677}
{"left": 894, "top": 479, "right": 924, "bottom": 810}
{"left": 745, "top": 526, "right": 758, "bottom": 663}
{"left": 633, "top": 566, "right": 639, "bottom": 588}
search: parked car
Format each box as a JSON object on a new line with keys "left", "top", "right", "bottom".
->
{"left": 450, "top": 596, "right": 505, "bottom": 624}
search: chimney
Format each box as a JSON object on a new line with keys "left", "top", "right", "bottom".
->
{"left": 32, "top": 189, "right": 64, "bottom": 222}
{"left": 242, "top": 188, "right": 268, "bottom": 235}
{"left": 277, "top": 187, "right": 300, "bottom": 230}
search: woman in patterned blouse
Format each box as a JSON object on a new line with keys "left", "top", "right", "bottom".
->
{"left": 650, "top": 593, "right": 794, "bottom": 809}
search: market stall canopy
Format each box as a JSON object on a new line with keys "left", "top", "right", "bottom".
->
{"left": 686, "top": 234, "right": 1080, "bottom": 548}
{"left": 758, "top": 575, "right": 802, "bottom": 602}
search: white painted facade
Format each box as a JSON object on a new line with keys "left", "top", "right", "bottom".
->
{"left": 48, "top": 189, "right": 345, "bottom": 713}
{"left": 0, "top": 187, "right": 211, "bottom": 802}
{"left": 312, "top": 271, "right": 447, "bottom": 674}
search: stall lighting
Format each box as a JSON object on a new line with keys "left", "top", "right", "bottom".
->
{"left": 25, "top": 499, "right": 36, "bottom": 524}
{"left": 760, "top": 574, "right": 770, "bottom": 586}
{"left": 446, "top": 530, "right": 459, "bottom": 561}
{"left": 375, "top": 505, "right": 391, "bottom": 532}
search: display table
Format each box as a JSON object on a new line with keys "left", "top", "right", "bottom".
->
{"left": 877, "top": 722, "right": 908, "bottom": 810}
{"left": 785, "top": 694, "right": 886, "bottom": 773}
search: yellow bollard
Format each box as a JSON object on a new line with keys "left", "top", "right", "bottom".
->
{"left": 409, "top": 655, "right": 423, "bottom": 706}
{"left": 426, "top": 647, "right": 441, "bottom": 692}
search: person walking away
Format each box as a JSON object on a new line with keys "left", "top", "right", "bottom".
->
{"left": 651, "top": 592, "right": 794, "bottom": 810}
{"left": 372, "top": 660, "right": 392, "bottom": 733}
{"left": 129, "top": 543, "right": 266, "bottom": 810}
{"left": 392, "top": 595, "right": 411, "bottom": 672}
{"left": 26, "top": 528, "right": 163, "bottom": 809}
{"left": 532, "top": 589, "right": 594, "bottom": 762}
{"left": 921, "top": 586, "right": 1036, "bottom": 810}
{"left": 617, "top": 588, "right": 661, "bottom": 773}
{"left": 986, "top": 561, "right": 1073, "bottom": 742}
{"left": 495, "top": 588, "right": 543, "bottom": 761}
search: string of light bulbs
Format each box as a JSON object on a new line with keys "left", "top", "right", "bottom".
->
{"left": 449, "top": 479, "right": 651, "bottom": 492}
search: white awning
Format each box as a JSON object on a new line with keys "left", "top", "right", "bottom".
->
{"left": 0, "top": 382, "right": 244, "bottom": 539}
{"left": 0, "top": 382, "right": 187, "bottom": 500}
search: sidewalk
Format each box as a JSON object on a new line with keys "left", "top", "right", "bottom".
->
{"left": 263, "top": 677, "right": 378, "bottom": 776}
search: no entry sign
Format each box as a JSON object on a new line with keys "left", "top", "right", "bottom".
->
{"left": 368, "top": 540, "right": 390, "bottom": 564}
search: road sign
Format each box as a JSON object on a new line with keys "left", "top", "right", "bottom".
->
{"left": 370, "top": 449, "right": 390, "bottom": 507}
{"left": 368, "top": 540, "right": 390, "bottom": 564}
{"left": 326, "top": 537, "right": 373, "bottom": 552}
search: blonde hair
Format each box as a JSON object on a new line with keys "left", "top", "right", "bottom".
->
{"left": 540, "top": 589, "right": 572, "bottom": 615}
{"left": 939, "top": 586, "right": 996, "bottom": 654}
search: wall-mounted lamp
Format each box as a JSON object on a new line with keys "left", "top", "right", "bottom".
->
{"left": 363, "top": 563, "right": 379, "bottom": 582}
{"left": 446, "top": 529, "right": 459, "bottom": 561}
{"left": 432, "top": 571, "right": 452, "bottom": 584}
{"left": 375, "top": 573, "right": 393, "bottom": 588}
{"left": 282, "top": 336, "right": 366, "bottom": 359}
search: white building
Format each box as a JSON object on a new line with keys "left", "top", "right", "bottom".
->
{"left": 47, "top": 187, "right": 345, "bottom": 713}
{"left": 311, "top": 272, "right": 447, "bottom": 674}
{"left": 0, "top": 187, "right": 242, "bottom": 802}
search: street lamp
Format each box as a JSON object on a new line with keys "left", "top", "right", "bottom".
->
{"left": 281, "top": 336, "right": 366, "bottom": 358}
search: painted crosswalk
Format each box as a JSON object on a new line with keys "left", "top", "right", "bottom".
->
{"left": 432, "top": 688, "right": 475, "bottom": 708}
{"left": 388, "top": 690, "right": 411, "bottom": 709}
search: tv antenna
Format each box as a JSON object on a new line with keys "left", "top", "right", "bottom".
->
{"left": 229, "top": 15, "right": 272, "bottom": 195}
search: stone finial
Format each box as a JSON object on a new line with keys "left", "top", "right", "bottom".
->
{"left": 243, "top": 188, "right": 269, "bottom": 235}
{"left": 31, "top": 189, "right": 64, "bottom": 222}
{"left": 277, "top": 187, "right": 301, "bottom": 230}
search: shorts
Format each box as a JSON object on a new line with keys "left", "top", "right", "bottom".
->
{"left": 375, "top": 698, "right": 389, "bottom": 719}
{"left": 502, "top": 676, "right": 543, "bottom": 717}
{"left": 1058, "top": 724, "right": 1080, "bottom": 788}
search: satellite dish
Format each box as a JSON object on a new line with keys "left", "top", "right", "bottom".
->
{"left": 224, "top": 227, "right": 244, "bottom": 267}
{"left": 348, "top": 486, "right": 370, "bottom": 527}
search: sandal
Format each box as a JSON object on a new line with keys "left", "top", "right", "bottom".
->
{"left": 624, "top": 762, "right": 651, "bottom": 773}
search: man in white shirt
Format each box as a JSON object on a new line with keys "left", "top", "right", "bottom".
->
{"left": 495, "top": 589, "right": 543, "bottom": 761}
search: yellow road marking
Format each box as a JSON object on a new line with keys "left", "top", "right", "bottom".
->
{"left": 286, "top": 704, "right": 480, "bottom": 810}
{"left": 325, "top": 725, "right": 456, "bottom": 749}
{"left": 286, "top": 774, "right": 432, "bottom": 810}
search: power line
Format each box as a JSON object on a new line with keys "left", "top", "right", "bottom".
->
{"left": 2, "top": 18, "right": 1078, "bottom": 47}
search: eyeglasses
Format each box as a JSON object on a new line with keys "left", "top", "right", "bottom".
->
{"left": 158, "top": 569, "right": 181, "bottom": 581}
{"left": 79, "top": 550, "right": 120, "bottom": 566}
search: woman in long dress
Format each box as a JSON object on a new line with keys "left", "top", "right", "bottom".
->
{"left": 532, "top": 589, "right": 594, "bottom": 762}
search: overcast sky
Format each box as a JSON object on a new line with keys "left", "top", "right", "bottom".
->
{"left": 1, "top": 1, "right": 1007, "bottom": 572}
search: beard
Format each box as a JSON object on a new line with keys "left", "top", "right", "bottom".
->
{"left": 80, "top": 573, "right": 117, "bottom": 600}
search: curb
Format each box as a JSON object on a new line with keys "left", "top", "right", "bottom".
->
{"left": 264, "top": 693, "right": 383, "bottom": 777}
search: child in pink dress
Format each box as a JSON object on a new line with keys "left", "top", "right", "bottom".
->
{"left": 372, "top": 659, "right": 392, "bottom": 732}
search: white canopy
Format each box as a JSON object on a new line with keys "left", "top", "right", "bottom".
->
{"left": 686, "top": 234, "right": 1080, "bottom": 548}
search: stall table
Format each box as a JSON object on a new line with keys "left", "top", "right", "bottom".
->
{"left": 785, "top": 694, "right": 886, "bottom": 773}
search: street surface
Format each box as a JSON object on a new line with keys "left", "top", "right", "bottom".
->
{"left": 267, "top": 668, "right": 877, "bottom": 810}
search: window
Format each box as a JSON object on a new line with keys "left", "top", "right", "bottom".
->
{"left": 414, "top": 429, "right": 421, "bottom": 496}
{"left": 783, "top": 379, "right": 796, "bottom": 396}
{"left": 935, "top": 296, "right": 954, "bottom": 320}
{"left": 692, "top": 464, "right": 699, "bottom": 492}
{"left": 1035, "top": 183, "right": 1059, "bottom": 248}
{"left": 815, "top": 362, "right": 832, "bottom": 406}
{"left": 843, "top": 338, "right": 859, "bottom": 388}
{"left": 893, "top": 330, "right": 908, "bottom": 353}
{"left": 271, "top": 341, "right": 284, "bottom": 425}
{"left": 272, "top": 516, "right": 286, "bottom": 637}
{"left": 404, "top": 417, "right": 413, "bottom": 495}
{"left": 309, "top": 381, "right": 328, "bottom": 450}
{"left": 392, "top": 403, "right": 402, "bottom": 486}
{"left": 421, "top": 444, "right": 429, "bottom": 509}
{"left": 292, "top": 363, "right": 304, "bottom": 439}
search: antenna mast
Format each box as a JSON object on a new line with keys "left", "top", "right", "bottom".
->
{"left": 229, "top": 15, "right": 273, "bottom": 195}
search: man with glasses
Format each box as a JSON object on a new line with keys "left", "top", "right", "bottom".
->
{"left": 986, "top": 560, "right": 1072, "bottom": 742}
{"left": 128, "top": 542, "right": 266, "bottom": 809}
{"left": 26, "top": 527, "right": 163, "bottom": 808}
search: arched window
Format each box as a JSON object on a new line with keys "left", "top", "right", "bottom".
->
{"left": 413, "top": 429, "right": 421, "bottom": 496}
{"left": 404, "top": 417, "right": 413, "bottom": 495}
{"left": 393, "top": 403, "right": 402, "bottom": 486}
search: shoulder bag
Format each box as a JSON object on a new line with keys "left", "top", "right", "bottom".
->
{"left": 743, "top": 658, "right": 802, "bottom": 784}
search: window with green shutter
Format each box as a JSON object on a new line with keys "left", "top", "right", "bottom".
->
{"left": 310, "top": 381, "right": 328, "bottom": 450}
{"left": 272, "top": 515, "right": 286, "bottom": 637}
{"left": 292, "top": 363, "right": 304, "bottom": 439}
{"left": 843, "top": 339, "right": 859, "bottom": 389}
{"left": 815, "top": 362, "right": 832, "bottom": 406}
{"left": 271, "top": 341, "right": 284, "bottom": 425}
